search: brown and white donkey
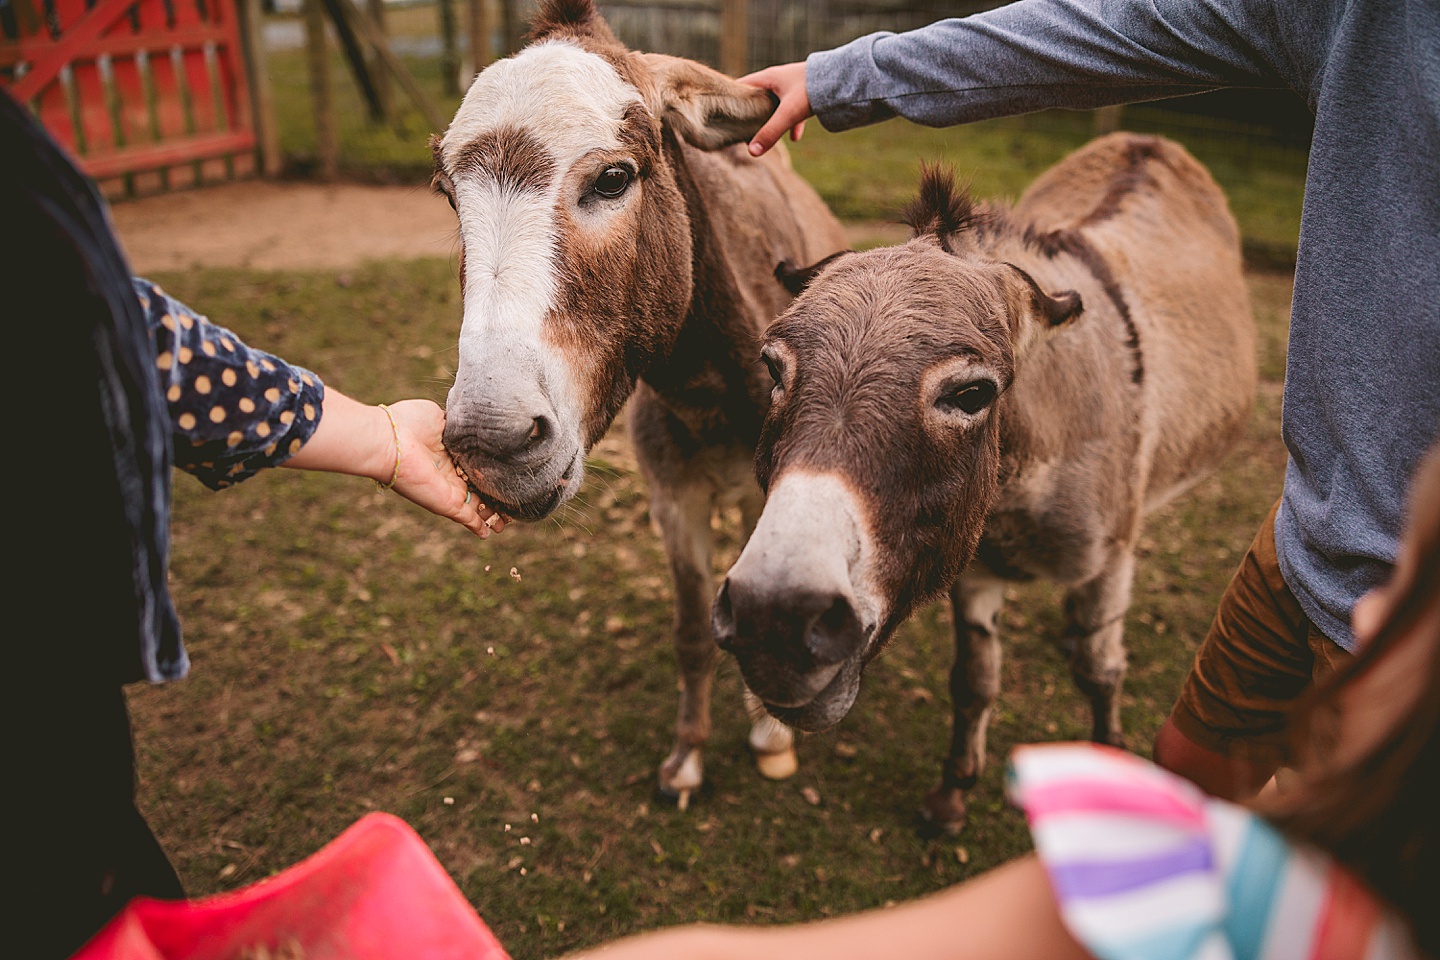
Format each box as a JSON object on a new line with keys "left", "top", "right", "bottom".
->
{"left": 715, "top": 133, "right": 1257, "bottom": 831}
{"left": 431, "top": 0, "right": 846, "bottom": 805}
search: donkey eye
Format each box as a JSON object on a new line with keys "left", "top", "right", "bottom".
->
{"left": 433, "top": 175, "right": 457, "bottom": 211}
{"left": 761, "top": 349, "right": 784, "bottom": 389}
{"left": 593, "top": 166, "right": 633, "bottom": 199}
{"left": 937, "top": 380, "right": 996, "bottom": 416}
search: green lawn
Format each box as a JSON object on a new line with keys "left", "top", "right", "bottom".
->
{"left": 116, "top": 14, "right": 1313, "bottom": 956}
{"left": 786, "top": 108, "right": 1307, "bottom": 257}
{"left": 128, "top": 259, "right": 1293, "bottom": 959}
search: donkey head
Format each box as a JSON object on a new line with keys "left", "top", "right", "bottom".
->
{"left": 433, "top": 0, "right": 776, "bottom": 520}
{"left": 712, "top": 168, "right": 1082, "bottom": 732}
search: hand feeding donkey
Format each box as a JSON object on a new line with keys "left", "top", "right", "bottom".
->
{"left": 714, "top": 132, "right": 1256, "bottom": 832}
{"left": 431, "top": 0, "right": 847, "bottom": 807}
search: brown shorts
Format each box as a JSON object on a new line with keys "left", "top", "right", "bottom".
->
{"left": 1170, "top": 499, "right": 1351, "bottom": 769}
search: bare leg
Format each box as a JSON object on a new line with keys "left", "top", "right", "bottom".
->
{"left": 922, "top": 572, "right": 1006, "bottom": 833}
{"left": 1063, "top": 550, "right": 1134, "bottom": 748}
{"left": 652, "top": 481, "right": 719, "bottom": 809}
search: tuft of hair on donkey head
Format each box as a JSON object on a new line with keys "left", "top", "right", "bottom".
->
{"left": 714, "top": 164, "right": 1082, "bottom": 734}
{"left": 716, "top": 133, "right": 1255, "bottom": 833}
{"left": 430, "top": 0, "right": 782, "bottom": 521}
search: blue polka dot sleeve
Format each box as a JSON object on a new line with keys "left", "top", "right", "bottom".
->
{"left": 133, "top": 278, "right": 326, "bottom": 490}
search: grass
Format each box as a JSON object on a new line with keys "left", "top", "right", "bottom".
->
{"left": 128, "top": 258, "right": 1294, "bottom": 959}
{"left": 119, "top": 10, "right": 1309, "bottom": 953}
{"left": 786, "top": 109, "right": 1308, "bottom": 258}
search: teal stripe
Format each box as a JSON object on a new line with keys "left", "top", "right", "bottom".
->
{"left": 1102, "top": 921, "right": 1219, "bottom": 960}
{"left": 1224, "top": 817, "right": 1290, "bottom": 960}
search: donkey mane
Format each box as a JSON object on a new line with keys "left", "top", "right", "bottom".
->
{"left": 528, "top": 0, "right": 620, "bottom": 44}
{"left": 899, "top": 152, "right": 1172, "bottom": 388}
{"left": 902, "top": 164, "right": 1001, "bottom": 254}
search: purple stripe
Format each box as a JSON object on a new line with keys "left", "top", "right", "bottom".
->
{"left": 1047, "top": 838, "right": 1214, "bottom": 898}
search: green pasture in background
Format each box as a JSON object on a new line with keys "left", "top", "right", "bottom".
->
{"left": 262, "top": 6, "right": 1307, "bottom": 257}
{"left": 130, "top": 259, "right": 1292, "bottom": 959}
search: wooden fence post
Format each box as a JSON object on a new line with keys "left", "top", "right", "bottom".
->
{"left": 366, "top": 0, "right": 392, "bottom": 118}
{"left": 437, "top": 0, "right": 460, "bottom": 96}
{"left": 304, "top": 0, "right": 338, "bottom": 178}
{"left": 719, "top": 0, "right": 748, "bottom": 76}
{"left": 240, "top": 0, "right": 282, "bottom": 176}
{"left": 333, "top": 0, "right": 448, "bottom": 133}
{"left": 466, "top": 0, "right": 493, "bottom": 81}
{"left": 1093, "top": 104, "right": 1123, "bottom": 136}
{"left": 500, "top": 0, "right": 521, "bottom": 56}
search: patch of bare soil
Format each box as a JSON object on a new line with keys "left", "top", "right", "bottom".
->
{"left": 109, "top": 179, "right": 908, "bottom": 273}
{"left": 110, "top": 180, "right": 461, "bottom": 274}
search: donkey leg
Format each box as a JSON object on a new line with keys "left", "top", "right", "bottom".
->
{"left": 1063, "top": 549, "right": 1135, "bottom": 748}
{"left": 736, "top": 488, "right": 799, "bottom": 780}
{"left": 652, "top": 481, "right": 719, "bottom": 809}
{"left": 742, "top": 686, "right": 797, "bottom": 780}
{"left": 921, "top": 572, "right": 1006, "bottom": 833}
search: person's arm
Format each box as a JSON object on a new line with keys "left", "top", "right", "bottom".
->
{"left": 134, "top": 278, "right": 503, "bottom": 538}
{"left": 561, "top": 855, "right": 1091, "bottom": 960}
{"left": 283, "top": 390, "right": 503, "bottom": 538}
{"left": 743, "top": 0, "right": 1328, "bottom": 154}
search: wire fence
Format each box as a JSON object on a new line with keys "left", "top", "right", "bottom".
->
{"left": 598, "top": 0, "right": 1002, "bottom": 73}
{"left": 227, "top": 0, "right": 1315, "bottom": 255}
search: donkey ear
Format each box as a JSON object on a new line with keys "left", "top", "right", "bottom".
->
{"left": 1036, "top": 285, "right": 1083, "bottom": 327}
{"left": 528, "top": 0, "right": 620, "bottom": 43}
{"left": 1001, "top": 263, "right": 1082, "bottom": 355}
{"left": 775, "top": 251, "right": 851, "bottom": 296}
{"left": 636, "top": 53, "right": 776, "bottom": 150}
{"left": 1004, "top": 264, "right": 1082, "bottom": 328}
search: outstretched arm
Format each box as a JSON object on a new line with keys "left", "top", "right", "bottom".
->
{"left": 743, "top": 0, "right": 1319, "bottom": 155}
{"left": 560, "top": 856, "right": 1092, "bottom": 960}
{"left": 282, "top": 391, "right": 503, "bottom": 538}
{"left": 135, "top": 277, "right": 503, "bottom": 539}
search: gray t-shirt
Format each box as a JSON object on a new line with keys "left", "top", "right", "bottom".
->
{"left": 807, "top": 0, "right": 1440, "bottom": 649}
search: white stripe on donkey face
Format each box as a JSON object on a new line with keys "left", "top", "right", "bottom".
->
{"left": 713, "top": 470, "right": 887, "bottom": 732}
{"left": 435, "top": 40, "right": 642, "bottom": 520}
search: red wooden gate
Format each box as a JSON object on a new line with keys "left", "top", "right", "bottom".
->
{"left": 1, "top": 0, "right": 257, "bottom": 195}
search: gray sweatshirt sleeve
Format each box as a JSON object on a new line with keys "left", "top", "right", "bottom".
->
{"left": 806, "top": 0, "right": 1327, "bottom": 131}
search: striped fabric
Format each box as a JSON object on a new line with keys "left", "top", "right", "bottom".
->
{"left": 1005, "top": 743, "right": 1420, "bottom": 960}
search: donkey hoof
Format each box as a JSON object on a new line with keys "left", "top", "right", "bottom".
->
{"left": 657, "top": 748, "right": 704, "bottom": 809}
{"left": 919, "top": 786, "right": 968, "bottom": 835}
{"left": 754, "top": 747, "right": 799, "bottom": 781}
{"left": 653, "top": 784, "right": 695, "bottom": 810}
{"left": 654, "top": 780, "right": 711, "bottom": 809}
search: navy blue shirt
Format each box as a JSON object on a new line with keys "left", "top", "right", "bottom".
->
{"left": 3, "top": 90, "right": 327, "bottom": 684}
{"left": 135, "top": 278, "right": 324, "bottom": 493}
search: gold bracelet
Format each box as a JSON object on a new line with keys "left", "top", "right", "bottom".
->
{"left": 376, "top": 403, "right": 401, "bottom": 491}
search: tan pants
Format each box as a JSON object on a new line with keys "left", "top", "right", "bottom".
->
{"left": 1170, "top": 500, "right": 1351, "bottom": 769}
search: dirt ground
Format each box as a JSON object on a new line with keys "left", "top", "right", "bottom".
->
{"left": 109, "top": 179, "right": 910, "bottom": 272}
{"left": 110, "top": 180, "right": 462, "bottom": 273}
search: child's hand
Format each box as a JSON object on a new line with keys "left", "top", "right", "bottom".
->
{"left": 738, "top": 61, "right": 811, "bottom": 156}
{"left": 386, "top": 399, "right": 507, "bottom": 539}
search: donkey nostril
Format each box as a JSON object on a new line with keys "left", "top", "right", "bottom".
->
{"left": 806, "top": 595, "right": 863, "bottom": 666}
{"left": 527, "top": 416, "right": 550, "bottom": 446}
